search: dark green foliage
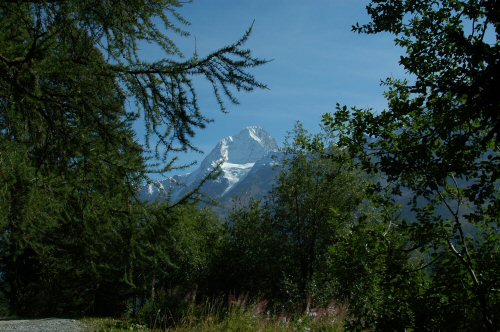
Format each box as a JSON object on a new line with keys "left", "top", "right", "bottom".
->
{"left": 214, "top": 199, "right": 285, "bottom": 303}
{"left": 0, "top": 0, "right": 266, "bottom": 317}
{"left": 0, "top": 96, "right": 145, "bottom": 316}
{"left": 0, "top": 8, "right": 145, "bottom": 310}
{"left": 322, "top": 0, "right": 500, "bottom": 330}
{"left": 133, "top": 205, "right": 225, "bottom": 327}
{"left": 0, "top": 0, "right": 267, "bottom": 171}
{"left": 134, "top": 204, "right": 225, "bottom": 300}
{"left": 216, "top": 124, "right": 374, "bottom": 313}
{"left": 0, "top": 128, "right": 144, "bottom": 316}
{"left": 326, "top": 198, "right": 422, "bottom": 330}
{"left": 270, "top": 124, "right": 367, "bottom": 309}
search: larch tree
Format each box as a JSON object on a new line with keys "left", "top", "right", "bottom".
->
{"left": 0, "top": 0, "right": 267, "bottom": 316}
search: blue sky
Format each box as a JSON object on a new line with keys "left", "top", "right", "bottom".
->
{"left": 138, "top": 0, "right": 406, "bottom": 177}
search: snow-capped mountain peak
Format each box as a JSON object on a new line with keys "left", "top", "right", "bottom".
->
{"left": 140, "top": 126, "right": 282, "bottom": 205}
{"left": 201, "top": 126, "right": 278, "bottom": 168}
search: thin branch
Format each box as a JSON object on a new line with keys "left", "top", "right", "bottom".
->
{"left": 436, "top": 183, "right": 480, "bottom": 287}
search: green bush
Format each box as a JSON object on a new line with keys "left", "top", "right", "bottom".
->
{"left": 137, "top": 291, "right": 192, "bottom": 329}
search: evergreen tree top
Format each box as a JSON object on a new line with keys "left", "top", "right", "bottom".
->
{"left": 0, "top": 0, "right": 268, "bottom": 173}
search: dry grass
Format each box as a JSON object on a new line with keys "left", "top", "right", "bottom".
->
{"left": 83, "top": 295, "right": 347, "bottom": 332}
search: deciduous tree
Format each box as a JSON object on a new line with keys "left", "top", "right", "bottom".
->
{"left": 323, "top": 1, "right": 499, "bottom": 329}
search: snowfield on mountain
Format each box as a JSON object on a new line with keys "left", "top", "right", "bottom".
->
{"left": 140, "top": 126, "right": 283, "bottom": 208}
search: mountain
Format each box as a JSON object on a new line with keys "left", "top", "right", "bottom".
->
{"left": 139, "top": 126, "right": 282, "bottom": 208}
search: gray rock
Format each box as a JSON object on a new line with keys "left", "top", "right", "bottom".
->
{"left": 0, "top": 318, "right": 84, "bottom": 332}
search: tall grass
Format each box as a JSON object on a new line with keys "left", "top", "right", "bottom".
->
{"left": 171, "top": 298, "right": 346, "bottom": 332}
{"left": 86, "top": 294, "right": 347, "bottom": 331}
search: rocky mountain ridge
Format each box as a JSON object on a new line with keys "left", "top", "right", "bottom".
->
{"left": 139, "top": 126, "right": 282, "bottom": 206}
